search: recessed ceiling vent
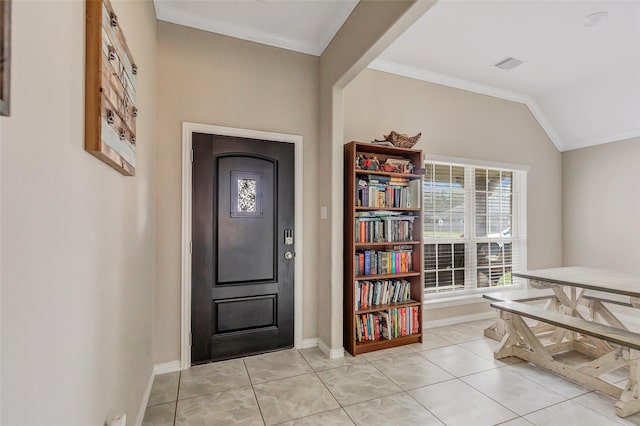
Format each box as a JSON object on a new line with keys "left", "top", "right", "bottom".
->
{"left": 494, "top": 57, "right": 524, "bottom": 70}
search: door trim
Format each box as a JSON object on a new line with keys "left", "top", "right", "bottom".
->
{"left": 181, "top": 122, "right": 304, "bottom": 370}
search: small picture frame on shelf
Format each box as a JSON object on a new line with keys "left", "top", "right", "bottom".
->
{"left": 383, "top": 158, "right": 414, "bottom": 174}
{"left": 357, "top": 154, "right": 380, "bottom": 171}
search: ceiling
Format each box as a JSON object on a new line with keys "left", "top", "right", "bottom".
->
{"left": 373, "top": 1, "right": 640, "bottom": 151}
{"left": 153, "top": 0, "right": 640, "bottom": 152}
{"left": 153, "top": 0, "right": 358, "bottom": 56}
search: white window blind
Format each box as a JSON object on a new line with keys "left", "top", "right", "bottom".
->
{"left": 423, "top": 159, "right": 527, "bottom": 296}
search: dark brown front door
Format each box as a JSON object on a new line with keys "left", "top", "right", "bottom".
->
{"left": 191, "top": 132, "right": 295, "bottom": 364}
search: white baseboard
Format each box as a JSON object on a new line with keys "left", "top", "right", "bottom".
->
{"left": 135, "top": 361, "right": 181, "bottom": 426}
{"left": 134, "top": 369, "right": 155, "bottom": 426}
{"left": 153, "top": 360, "right": 182, "bottom": 375}
{"left": 318, "top": 340, "right": 345, "bottom": 359}
{"left": 424, "top": 311, "right": 496, "bottom": 329}
{"left": 299, "top": 338, "right": 319, "bottom": 349}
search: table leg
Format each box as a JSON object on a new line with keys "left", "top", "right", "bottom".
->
{"left": 616, "top": 349, "right": 640, "bottom": 418}
{"left": 590, "top": 300, "right": 629, "bottom": 330}
{"left": 484, "top": 310, "right": 505, "bottom": 341}
{"left": 553, "top": 286, "right": 589, "bottom": 320}
{"left": 494, "top": 311, "right": 516, "bottom": 359}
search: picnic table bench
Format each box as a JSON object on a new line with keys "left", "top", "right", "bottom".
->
{"left": 488, "top": 267, "right": 640, "bottom": 418}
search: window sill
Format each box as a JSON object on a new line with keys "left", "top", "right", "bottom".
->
{"left": 423, "top": 285, "right": 524, "bottom": 309}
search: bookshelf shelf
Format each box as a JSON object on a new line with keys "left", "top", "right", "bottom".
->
{"left": 356, "top": 206, "right": 422, "bottom": 212}
{"left": 356, "top": 300, "right": 421, "bottom": 315}
{"left": 344, "top": 141, "right": 424, "bottom": 356}
{"left": 354, "top": 333, "right": 422, "bottom": 354}
{"left": 355, "top": 241, "right": 422, "bottom": 248}
{"left": 355, "top": 271, "right": 421, "bottom": 280}
{"left": 355, "top": 169, "right": 423, "bottom": 179}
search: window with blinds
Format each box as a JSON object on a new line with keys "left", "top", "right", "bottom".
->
{"left": 423, "top": 161, "right": 527, "bottom": 295}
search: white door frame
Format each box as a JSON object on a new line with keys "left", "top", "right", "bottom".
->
{"left": 181, "top": 122, "right": 304, "bottom": 370}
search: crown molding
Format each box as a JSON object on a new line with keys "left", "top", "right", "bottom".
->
{"left": 155, "top": 3, "right": 319, "bottom": 55}
{"left": 154, "top": 1, "right": 355, "bottom": 56}
{"left": 368, "top": 59, "right": 566, "bottom": 151}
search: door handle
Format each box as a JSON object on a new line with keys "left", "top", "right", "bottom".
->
{"left": 284, "top": 251, "right": 295, "bottom": 260}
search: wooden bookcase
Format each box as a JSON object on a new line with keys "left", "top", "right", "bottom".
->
{"left": 344, "top": 141, "right": 424, "bottom": 356}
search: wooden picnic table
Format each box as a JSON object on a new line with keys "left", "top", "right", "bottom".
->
{"left": 513, "top": 266, "right": 640, "bottom": 307}
{"left": 494, "top": 267, "right": 640, "bottom": 417}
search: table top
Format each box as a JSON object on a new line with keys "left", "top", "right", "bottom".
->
{"left": 513, "top": 266, "right": 640, "bottom": 299}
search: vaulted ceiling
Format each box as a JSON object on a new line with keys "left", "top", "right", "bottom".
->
{"left": 153, "top": 0, "right": 640, "bottom": 152}
{"left": 374, "top": 1, "right": 640, "bottom": 152}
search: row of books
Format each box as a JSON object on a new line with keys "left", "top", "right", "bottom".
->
{"left": 357, "top": 175, "right": 420, "bottom": 209}
{"left": 355, "top": 306, "right": 420, "bottom": 342}
{"left": 355, "top": 248, "right": 413, "bottom": 276}
{"left": 355, "top": 215, "right": 415, "bottom": 243}
{"left": 356, "top": 279, "right": 411, "bottom": 310}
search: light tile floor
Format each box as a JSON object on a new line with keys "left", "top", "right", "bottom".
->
{"left": 143, "top": 319, "right": 640, "bottom": 426}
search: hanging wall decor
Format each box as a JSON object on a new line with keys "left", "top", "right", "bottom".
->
{"left": 85, "top": 0, "right": 138, "bottom": 176}
{"left": 0, "top": 0, "right": 11, "bottom": 117}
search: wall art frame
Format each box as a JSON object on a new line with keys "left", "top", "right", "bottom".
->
{"left": 0, "top": 0, "right": 11, "bottom": 117}
{"left": 85, "top": 0, "right": 138, "bottom": 176}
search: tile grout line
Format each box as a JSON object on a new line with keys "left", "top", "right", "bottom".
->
{"left": 378, "top": 345, "right": 526, "bottom": 423}
{"left": 458, "top": 369, "right": 563, "bottom": 420}
{"left": 535, "top": 391, "right": 622, "bottom": 422}
{"left": 296, "top": 348, "right": 315, "bottom": 372}
{"left": 339, "top": 389, "right": 408, "bottom": 410}
{"left": 397, "top": 361, "right": 521, "bottom": 425}
{"left": 341, "top": 407, "right": 358, "bottom": 426}
{"left": 172, "top": 371, "right": 182, "bottom": 426}
{"left": 255, "top": 351, "right": 347, "bottom": 425}
{"left": 313, "top": 369, "right": 347, "bottom": 409}
{"left": 518, "top": 397, "right": 577, "bottom": 419}
{"left": 313, "top": 355, "right": 410, "bottom": 408}
{"left": 245, "top": 357, "right": 268, "bottom": 426}
{"left": 403, "top": 389, "right": 450, "bottom": 426}
{"left": 493, "top": 362, "right": 593, "bottom": 397}
{"left": 494, "top": 417, "right": 533, "bottom": 425}
{"left": 250, "top": 350, "right": 337, "bottom": 425}
{"left": 431, "top": 343, "right": 529, "bottom": 419}
{"left": 245, "top": 349, "right": 314, "bottom": 387}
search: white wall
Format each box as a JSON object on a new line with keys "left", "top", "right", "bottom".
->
{"left": 1, "top": 1, "right": 157, "bottom": 424}
{"left": 563, "top": 137, "right": 640, "bottom": 274}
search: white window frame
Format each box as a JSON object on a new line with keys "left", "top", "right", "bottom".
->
{"left": 423, "top": 154, "right": 528, "bottom": 300}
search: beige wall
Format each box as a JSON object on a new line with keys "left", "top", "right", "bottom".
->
{"left": 1, "top": 1, "right": 157, "bottom": 424}
{"left": 562, "top": 137, "right": 640, "bottom": 274}
{"left": 154, "top": 23, "right": 320, "bottom": 363}
{"left": 344, "top": 69, "right": 563, "bottom": 316}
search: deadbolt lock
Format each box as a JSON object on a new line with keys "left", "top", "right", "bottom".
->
{"left": 284, "top": 229, "right": 294, "bottom": 245}
{"left": 284, "top": 251, "right": 295, "bottom": 260}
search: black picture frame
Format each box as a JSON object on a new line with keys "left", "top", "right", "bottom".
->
{"left": 0, "top": 0, "right": 10, "bottom": 117}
